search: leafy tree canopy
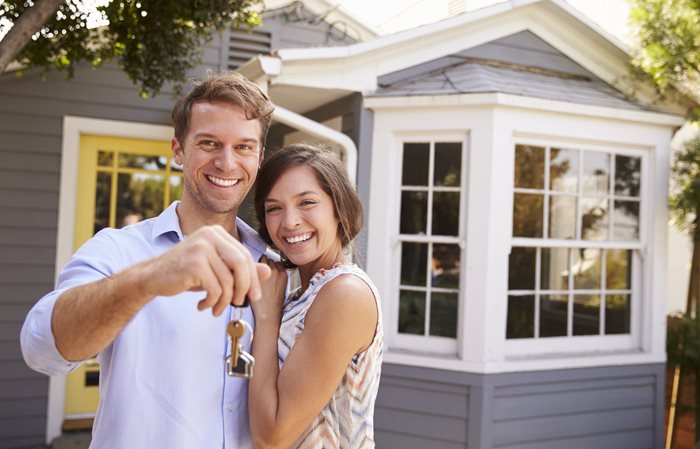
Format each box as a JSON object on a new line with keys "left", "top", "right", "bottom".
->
{"left": 630, "top": 0, "right": 700, "bottom": 118}
{"left": 0, "top": 0, "right": 263, "bottom": 97}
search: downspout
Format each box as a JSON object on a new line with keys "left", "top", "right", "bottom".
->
{"left": 271, "top": 105, "right": 358, "bottom": 186}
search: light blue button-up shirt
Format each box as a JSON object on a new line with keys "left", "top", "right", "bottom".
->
{"left": 21, "top": 201, "right": 274, "bottom": 449}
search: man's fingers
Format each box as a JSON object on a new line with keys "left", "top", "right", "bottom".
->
{"left": 256, "top": 262, "right": 272, "bottom": 281}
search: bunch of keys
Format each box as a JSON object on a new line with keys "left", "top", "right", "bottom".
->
{"left": 226, "top": 307, "right": 255, "bottom": 378}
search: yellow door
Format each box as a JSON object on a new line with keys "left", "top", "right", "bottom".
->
{"left": 63, "top": 135, "right": 182, "bottom": 429}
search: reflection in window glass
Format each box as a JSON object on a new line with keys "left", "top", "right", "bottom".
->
{"left": 582, "top": 151, "right": 609, "bottom": 194}
{"left": 402, "top": 143, "right": 430, "bottom": 186}
{"left": 430, "top": 293, "right": 458, "bottom": 337}
{"left": 573, "top": 295, "right": 600, "bottom": 335}
{"left": 432, "top": 192, "right": 460, "bottom": 236}
{"left": 615, "top": 155, "right": 641, "bottom": 197}
{"left": 573, "top": 248, "right": 601, "bottom": 290}
{"left": 613, "top": 200, "right": 640, "bottom": 241}
{"left": 507, "top": 295, "right": 535, "bottom": 338}
{"left": 550, "top": 148, "right": 578, "bottom": 192}
{"left": 401, "top": 242, "right": 428, "bottom": 286}
{"left": 540, "top": 295, "right": 568, "bottom": 337}
{"left": 581, "top": 197, "right": 608, "bottom": 241}
{"left": 606, "top": 294, "right": 630, "bottom": 334}
{"left": 549, "top": 195, "right": 576, "bottom": 239}
{"left": 119, "top": 153, "right": 166, "bottom": 170}
{"left": 432, "top": 244, "right": 460, "bottom": 288}
{"left": 98, "top": 151, "right": 114, "bottom": 167}
{"left": 94, "top": 172, "right": 111, "bottom": 235}
{"left": 514, "top": 145, "right": 545, "bottom": 189}
{"left": 400, "top": 191, "right": 428, "bottom": 234}
{"left": 513, "top": 193, "right": 544, "bottom": 238}
{"left": 541, "top": 247, "right": 569, "bottom": 291}
{"left": 399, "top": 290, "right": 425, "bottom": 335}
{"left": 509, "top": 247, "right": 536, "bottom": 290}
{"left": 116, "top": 173, "right": 165, "bottom": 228}
{"left": 606, "top": 249, "right": 631, "bottom": 290}
{"left": 434, "top": 143, "right": 461, "bottom": 187}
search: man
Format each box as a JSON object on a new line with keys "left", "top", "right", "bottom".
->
{"left": 20, "top": 72, "right": 275, "bottom": 449}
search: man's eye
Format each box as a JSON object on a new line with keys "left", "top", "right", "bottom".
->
{"left": 200, "top": 140, "right": 217, "bottom": 147}
{"left": 237, "top": 144, "right": 255, "bottom": 151}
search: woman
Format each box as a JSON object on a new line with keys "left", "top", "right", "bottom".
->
{"left": 250, "top": 144, "right": 383, "bottom": 449}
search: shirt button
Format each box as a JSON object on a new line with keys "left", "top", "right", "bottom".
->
{"left": 227, "top": 403, "right": 234, "bottom": 412}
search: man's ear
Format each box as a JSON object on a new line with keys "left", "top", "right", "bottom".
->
{"left": 172, "top": 138, "right": 183, "bottom": 165}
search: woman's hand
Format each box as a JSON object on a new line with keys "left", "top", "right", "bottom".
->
{"left": 252, "top": 255, "right": 288, "bottom": 322}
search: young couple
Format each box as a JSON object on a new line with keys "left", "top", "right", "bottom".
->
{"left": 20, "top": 71, "right": 382, "bottom": 449}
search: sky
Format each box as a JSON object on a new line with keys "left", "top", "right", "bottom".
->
{"left": 335, "top": 0, "right": 633, "bottom": 45}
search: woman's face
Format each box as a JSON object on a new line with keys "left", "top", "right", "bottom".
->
{"left": 263, "top": 165, "right": 342, "bottom": 270}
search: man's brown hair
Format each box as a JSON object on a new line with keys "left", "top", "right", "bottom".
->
{"left": 171, "top": 71, "right": 274, "bottom": 150}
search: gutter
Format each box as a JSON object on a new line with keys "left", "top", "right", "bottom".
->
{"left": 272, "top": 105, "right": 358, "bottom": 185}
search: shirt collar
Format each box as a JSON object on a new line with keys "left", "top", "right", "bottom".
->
{"left": 152, "top": 201, "right": 268, "bottom": 261}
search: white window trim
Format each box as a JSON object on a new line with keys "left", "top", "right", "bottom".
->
{"left": 383, "top": 132, "right": 469, "bottom": 356}
{"left": 46, "top": 116, "right": 173, "bottom": 444}
{"left": 505, "top": 137, "right": 650, "bottom": 357}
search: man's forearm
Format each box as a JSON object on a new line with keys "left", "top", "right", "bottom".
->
{"left": 52, "top": 263, "right": 154, "bottom": 361}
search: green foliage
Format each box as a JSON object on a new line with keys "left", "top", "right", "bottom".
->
{"left": 630, "top": 0, "right": 700, "bottom": 118}
{"left": 670, "top": 135, "right": 700, "bottom": 238}
{"left": 668, "top": 313, "right": 700, "bottom": 369}
{"left": 0, "top": 0, "right": 263, "bottom": 97}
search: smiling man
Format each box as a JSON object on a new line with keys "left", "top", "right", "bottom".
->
{"left": 20, "top": 72, "right": 276, "bottom": 449}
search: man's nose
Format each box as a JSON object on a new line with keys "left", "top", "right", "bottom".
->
{"left": 213, "top": 148, "right": 239, "bottom": 171}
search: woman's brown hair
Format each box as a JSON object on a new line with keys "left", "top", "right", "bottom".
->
{"left": 254, "top": 144, "right": 363, "bottom": 251}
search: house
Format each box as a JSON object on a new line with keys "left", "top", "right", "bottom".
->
{"left": 0, "top": 2, "right": 374, "bottom": 447}
{"left": 0, "top": 0, "right": 689, "bottom": 448}
{"left": 238, "top": 0, "right": 690, "bottom": 448}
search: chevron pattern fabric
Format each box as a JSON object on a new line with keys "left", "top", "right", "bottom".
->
{"left": 278, "top": 263, "right": 384, "bottom": 449}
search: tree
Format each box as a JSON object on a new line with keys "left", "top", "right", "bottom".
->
{"left": 630, "top": 0, "right": 700, "bottom": 446}
{"left": 0, "top": 0, "right": 263, "bottom": 97}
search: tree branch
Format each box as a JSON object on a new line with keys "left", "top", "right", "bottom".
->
{"left": 0, "top": 0, "right": 65, "bottom": 74}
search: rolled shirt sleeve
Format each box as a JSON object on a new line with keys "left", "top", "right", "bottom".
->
{"left": 20, "top": 229, "right": 122, "bottom": 376}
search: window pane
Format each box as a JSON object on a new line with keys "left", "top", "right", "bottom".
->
{"left": 402, "top": 143, "right": 430, "bottom": 186}
{"left": 550, "top": 148, "right": 578, "bottom": 192}
{"left": 514, "top": 145, "right": 545, "bottom": 189}
{"left": 507, "top": 295, "right": 535, "bottom": 339}
{"left": 400, "top": 191, "right": 428, "bottom": 234}
{"left": 613, "top": 200, "right": 640, "bottom": 241}
{"left": 432, "top": 244, "right": 460, "bottom": 288}
{"left": 573, "top": 248, "right": 601, "bottom": 290}
{"left": 98, "top": 151, "right": 113, "bottom": 167}
{"left": 549, "top": 195, "right": 576, "bottom": 239}
{"left": 573, "top": 294, "right": 600, "bottom": 335}
{"left": 513, "top": 193, "right": 544, "bottom": 238}
{"left": 434, "top": 142, "right": 461, "bottom": 187}
{"left": 582, "top": 151, "right": 609, "bottom": 195}
{"left": 401, "top": 242, "right": 428, "bottom": 286}
{"left": 430, "top": 293, "right": 458, "bottom": 337}
{"left": 94, "top": 172, "right": 111, "bottom": 235}
{"left": 541, "top": 247, "right": 569, "bottom": 291}
{"left": 615, "top": 155, "right": 641, "bottom": 197}
{"left": 119, "top": 153, "right": 167, "bottom": 170}
{"left": 606, "top": 249, "right": 631, "bottom": 290}
{"left": 432, "top": 192, "right": 460, "bottom": 236}
{"left": 540, "top": 294, "right": 568, "bottom": 337}
{"left": 509, "top": 247, "right": 536, "bottom": 290}
{"left": 606, "top": 294, "right": 630, "bottom": 334}
{"left": 399, "top": 290, "right": 426, "bottom": 335}
{"left": 116, "top": 173, "right": 165, "bottom": 228}
{"left": 581, "top": 197, "right": 609, "bottom": 241}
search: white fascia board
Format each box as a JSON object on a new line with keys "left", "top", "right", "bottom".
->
{"left": 237, "top": 55, "right": 282, "bottom": 81}
{"left": 364, "top": 93, "right": 687, "bottom": 127}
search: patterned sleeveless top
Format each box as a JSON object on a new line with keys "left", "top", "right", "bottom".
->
{"left": 278, "top": 263, "right": 383, "bottom": 449}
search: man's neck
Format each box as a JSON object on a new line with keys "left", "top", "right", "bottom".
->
{"left": 176, "top": 201, "right": 239, "bottom": 240}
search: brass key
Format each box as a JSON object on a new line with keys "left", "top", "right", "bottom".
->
{"left": 227, "top": 320, "right": 245, "bottom": 365}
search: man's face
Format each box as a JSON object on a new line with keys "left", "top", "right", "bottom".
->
{"left": 172, "top": 101, "right": 263, "bottom": 216}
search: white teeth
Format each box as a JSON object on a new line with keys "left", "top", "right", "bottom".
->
{"left": 207, "top": 175, "right": 239, "bottom": 187}
{"left": 286, "top": 233, "right": 313, "bottom": 244}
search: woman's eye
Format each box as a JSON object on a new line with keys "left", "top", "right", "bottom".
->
{"left": 265, "top": 206, "right": 280, "bottom": 213}
{"left": 300, "top": 200, "right": 316, "bottom": 207}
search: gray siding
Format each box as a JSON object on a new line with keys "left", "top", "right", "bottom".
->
{"left": 375, "top": 363, "right": 664, "bottom": 449}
